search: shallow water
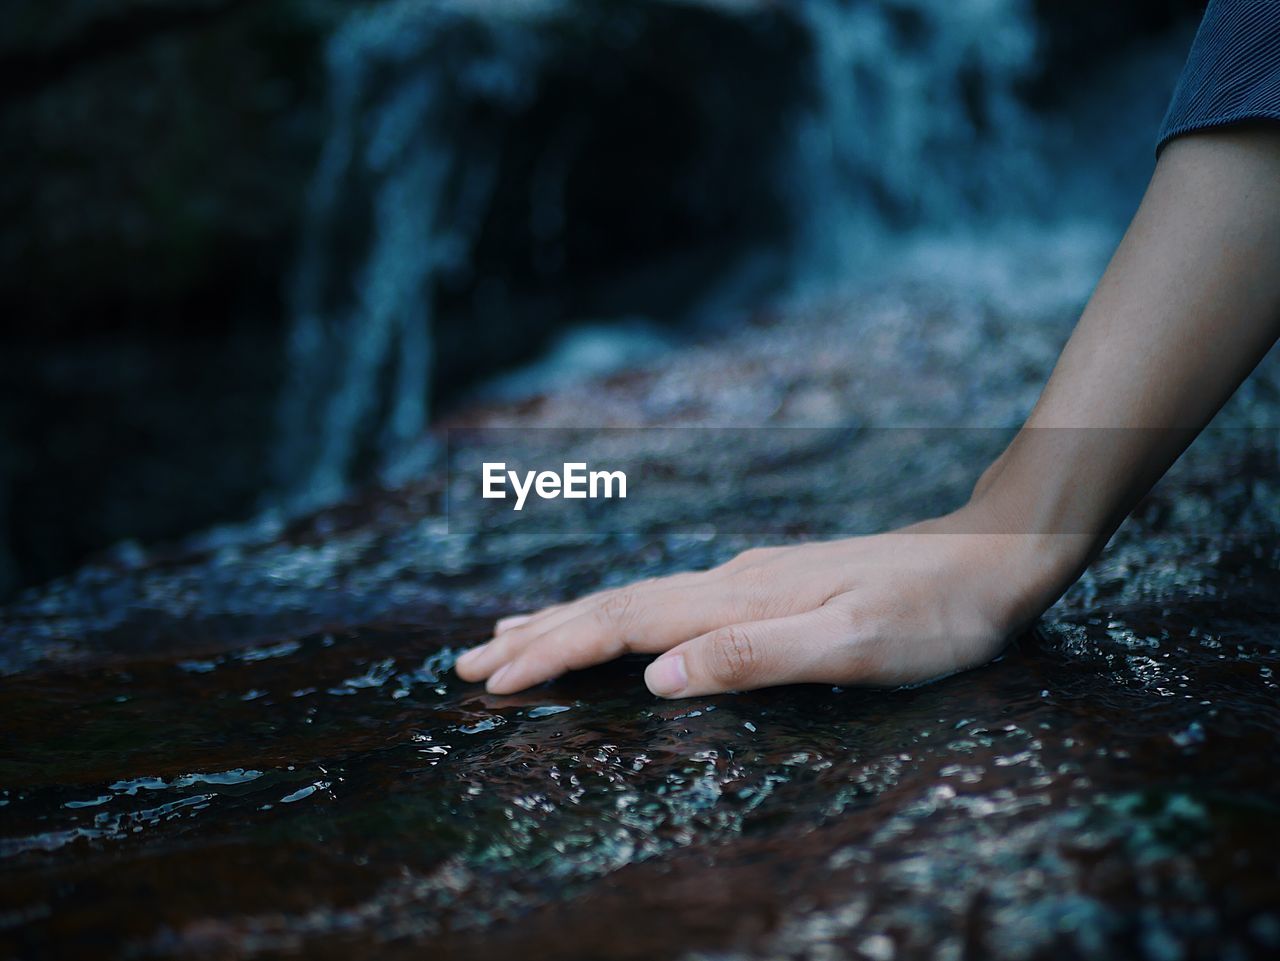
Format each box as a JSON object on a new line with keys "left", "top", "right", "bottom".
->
{"left": 3, "top": 286, "right": 1280, "bottom": 959}
{"left": 4, "top": 599, "right": 1280, "bottom": 960}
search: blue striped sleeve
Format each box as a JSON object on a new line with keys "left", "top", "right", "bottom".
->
{"left": 1157, "top": 0, "right": 1280, "bottom": 154}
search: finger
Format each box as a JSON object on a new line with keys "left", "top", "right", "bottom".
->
{"left": 460, "top": 599, "right": 605, "bottom": 681}
{"left": 461, "top": 572, "right": 722, "bottom": 683}
{"left": 484, "top": 611, "right": 628, "bottom": 694}
{"left": 483, "top": 577, "right": 751, "bottom": 694}
{"left": 508, "top": 570, "right": 709, "bottom": 641}
{"left": 494, "top": 613, "right": 536, "bottom": 634}
{"left": 461, "top": 605, "right": 572, "bottom": 680}
{"left": 461, "top": 601, "right": 583, "bottom": 680}
{"left": 643, "top": 606, "right": 851, "bottom": 699}
{"left": 464, "top": 591, "right": 632, "bottom": 679}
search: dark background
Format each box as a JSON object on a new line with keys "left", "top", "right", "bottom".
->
{"left": 0, "top": 0, "right": 1205, "bottom": 599}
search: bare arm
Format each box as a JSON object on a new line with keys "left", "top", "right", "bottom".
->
{"left": 456, "top": 125, "right": 1280, "bottom": 699}
{"left": 979, "top": 124, "right": 1280, "bottom": 551}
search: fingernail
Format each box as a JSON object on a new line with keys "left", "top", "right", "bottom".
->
{"left": 496, "top": 614, "right": 532, "bottom": 633}
{"left": 487, "top": 663, "right": 514, "bottom": 692}
{"left": 457, "top": 643, "right": 488, "bottom": 667}
{"left": 645, "top": 654, "right": 687, "bottom": 697}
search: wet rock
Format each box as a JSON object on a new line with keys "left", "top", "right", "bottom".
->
{"left": 0, "top": 0, "right": 810, "bottom": 595}
{"left": 0, "top": 0, "right": 1208, "bottom": 597}
{"left": 2, "top": 281, "right": 1279, "bottom": 959}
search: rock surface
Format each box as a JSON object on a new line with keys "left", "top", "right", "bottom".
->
{"left": 3, "top": 282, "right": 1280, "bottom": 959}
{"left": 0, "top": 0, "right": 1204, "bottom": 596}
{"left": 0, "top": 0, "right": 812, "bottom": 594}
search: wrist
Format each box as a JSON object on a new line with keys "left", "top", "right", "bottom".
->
{"left": 942, "top": 498, "right": 1097, "bottom": 632}
{"left": 967, "top": 430, "right": 1125, "bottom": 551}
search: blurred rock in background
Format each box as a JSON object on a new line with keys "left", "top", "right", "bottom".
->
{"left": 0, "top": 0, "right": 1204, "bottom": 598}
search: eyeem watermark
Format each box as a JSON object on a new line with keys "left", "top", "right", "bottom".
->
{"left": 483, "top": 462, "right": 628, "bottom": 511}
{"left": 449, "top": 426, "right": 1279, "bottom": 534}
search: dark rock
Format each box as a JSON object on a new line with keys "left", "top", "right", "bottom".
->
{"left": 0, "top": 0, "right": 1212, "bottom": 597}
{"left": 0, "top": 0, "right": 812, "bottom": 595}
{"left": 2, "top": 280, "right": 1279, "bottom": 959}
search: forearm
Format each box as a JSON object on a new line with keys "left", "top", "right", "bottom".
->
{"left": 464, "top": 128, "right": 1280, "bottom": 699}
{"left": 971, "top": 126, "right": 1280, "bottom": 580}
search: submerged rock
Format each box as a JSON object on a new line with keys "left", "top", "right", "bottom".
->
{"left": 2, "top": 283, "right": 1279, "bottom": 959}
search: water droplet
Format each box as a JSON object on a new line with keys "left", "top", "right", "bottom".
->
{"left": 459, "top": 716, "right": 504, "bottom": 734}
{"left": 281, "top": 784, "right": 319, "bottom": 804}
{"left": 528, "top": 705, "right": 572, "bottom": 718}
{"left": 64, "top": 796, "right": 112, "bottom": 809}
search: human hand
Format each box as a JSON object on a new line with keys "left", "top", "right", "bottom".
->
{"left": 455, "top": 507, "right": 1084, "bottom": 699}
{"left": 459, "top": 129, "right": 1280, "bottom": 701}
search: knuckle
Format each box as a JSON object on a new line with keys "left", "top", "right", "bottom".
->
{"left": 743, "top": 588, "right": 781, "bottom": 623}
{"left": 599, "top": 588, "right": 638, "bottom": 629}
{"left": 734, "top": 547, "right": 770, "bottom": 567}
{"left": 731, "top": 566, "right": 780, "bottom": 621}
{"left": 734, "top": 561, "right": 770, "bottom": 588}
{"left": 715, "top": 556, "right": 743, "bottom": 575}
{"left": 708, "top": 626, "right": 758, "bottom": 686}
{"left": 828, "top": 598, "right": 874, "bottom": 642}
{"left": 719, "top": 549, "right": 754, "bottom": 573}
{"left": 820, "top": 601, "right": 883, "bottom": 673}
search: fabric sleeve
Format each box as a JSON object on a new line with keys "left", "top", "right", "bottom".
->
{"left": 1157, "top": 0, "right": 1280, "bottom": 155}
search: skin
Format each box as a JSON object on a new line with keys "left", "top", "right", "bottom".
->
{"left": 456, "top": 124, "right": 1280, "bottom": 699}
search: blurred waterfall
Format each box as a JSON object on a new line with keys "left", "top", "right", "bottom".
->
{"left": 275, "top": 8, "right": 437, "bottom": 511}
{"left": 271, "top": 0, "right": 1178, "bottom": 511}
{"left": 788, "top": 0, "right": 1044, "bottom": 282}
{"left": 274, "top": 0, "right": 553, "bottom": 511}
{"left": 0, "top": 0, "right": 1201, "bottom": 597}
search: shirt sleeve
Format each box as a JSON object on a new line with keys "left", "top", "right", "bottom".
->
{"left": 1157, "top": 0, "right": 1280, "bottom": 155}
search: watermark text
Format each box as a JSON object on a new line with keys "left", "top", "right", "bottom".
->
{"left": 482, "top": 462, "right": 627, "bottom": 511}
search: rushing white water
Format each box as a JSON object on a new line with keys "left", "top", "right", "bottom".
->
{"left": 273, "top": 0, "right": 1189, "bottom": 508}
{"left": 274, "top": 0, "right": 558, "bottom": 510}
{"left": 786, "top": 0, "right": 1043, "bottom": 280}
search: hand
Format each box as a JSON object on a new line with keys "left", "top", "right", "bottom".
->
{"left": 455, "top": 506, "right": 1084, "bottom": 698}
{"left": 464, "top": 130, "right": 1280, "bottom": 701}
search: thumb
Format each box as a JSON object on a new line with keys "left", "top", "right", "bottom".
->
{"left": 643, "top": 608, "right": 837, "bottom": 699}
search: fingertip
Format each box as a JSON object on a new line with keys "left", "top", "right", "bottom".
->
{"left": 485, "top": 661, "right": 524, "bottom": 695}
{"left": 454, "top": 643, "right": 490, "bottom": 681}
{"left": 644, "top": 653, "right": 688, "bottom": 698}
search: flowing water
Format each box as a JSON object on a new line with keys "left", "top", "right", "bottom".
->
{"left": 268, "top": 0, "right": 1186, "bottom": 508}
{"left": 3, "top": 279, "right": 1280, "bottom": 958}
{"left": 6, "top": 1, "right": 1278, "bottom": 958}
{"left": 5, "top": 604, "right": 1280, "bottom": 961}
